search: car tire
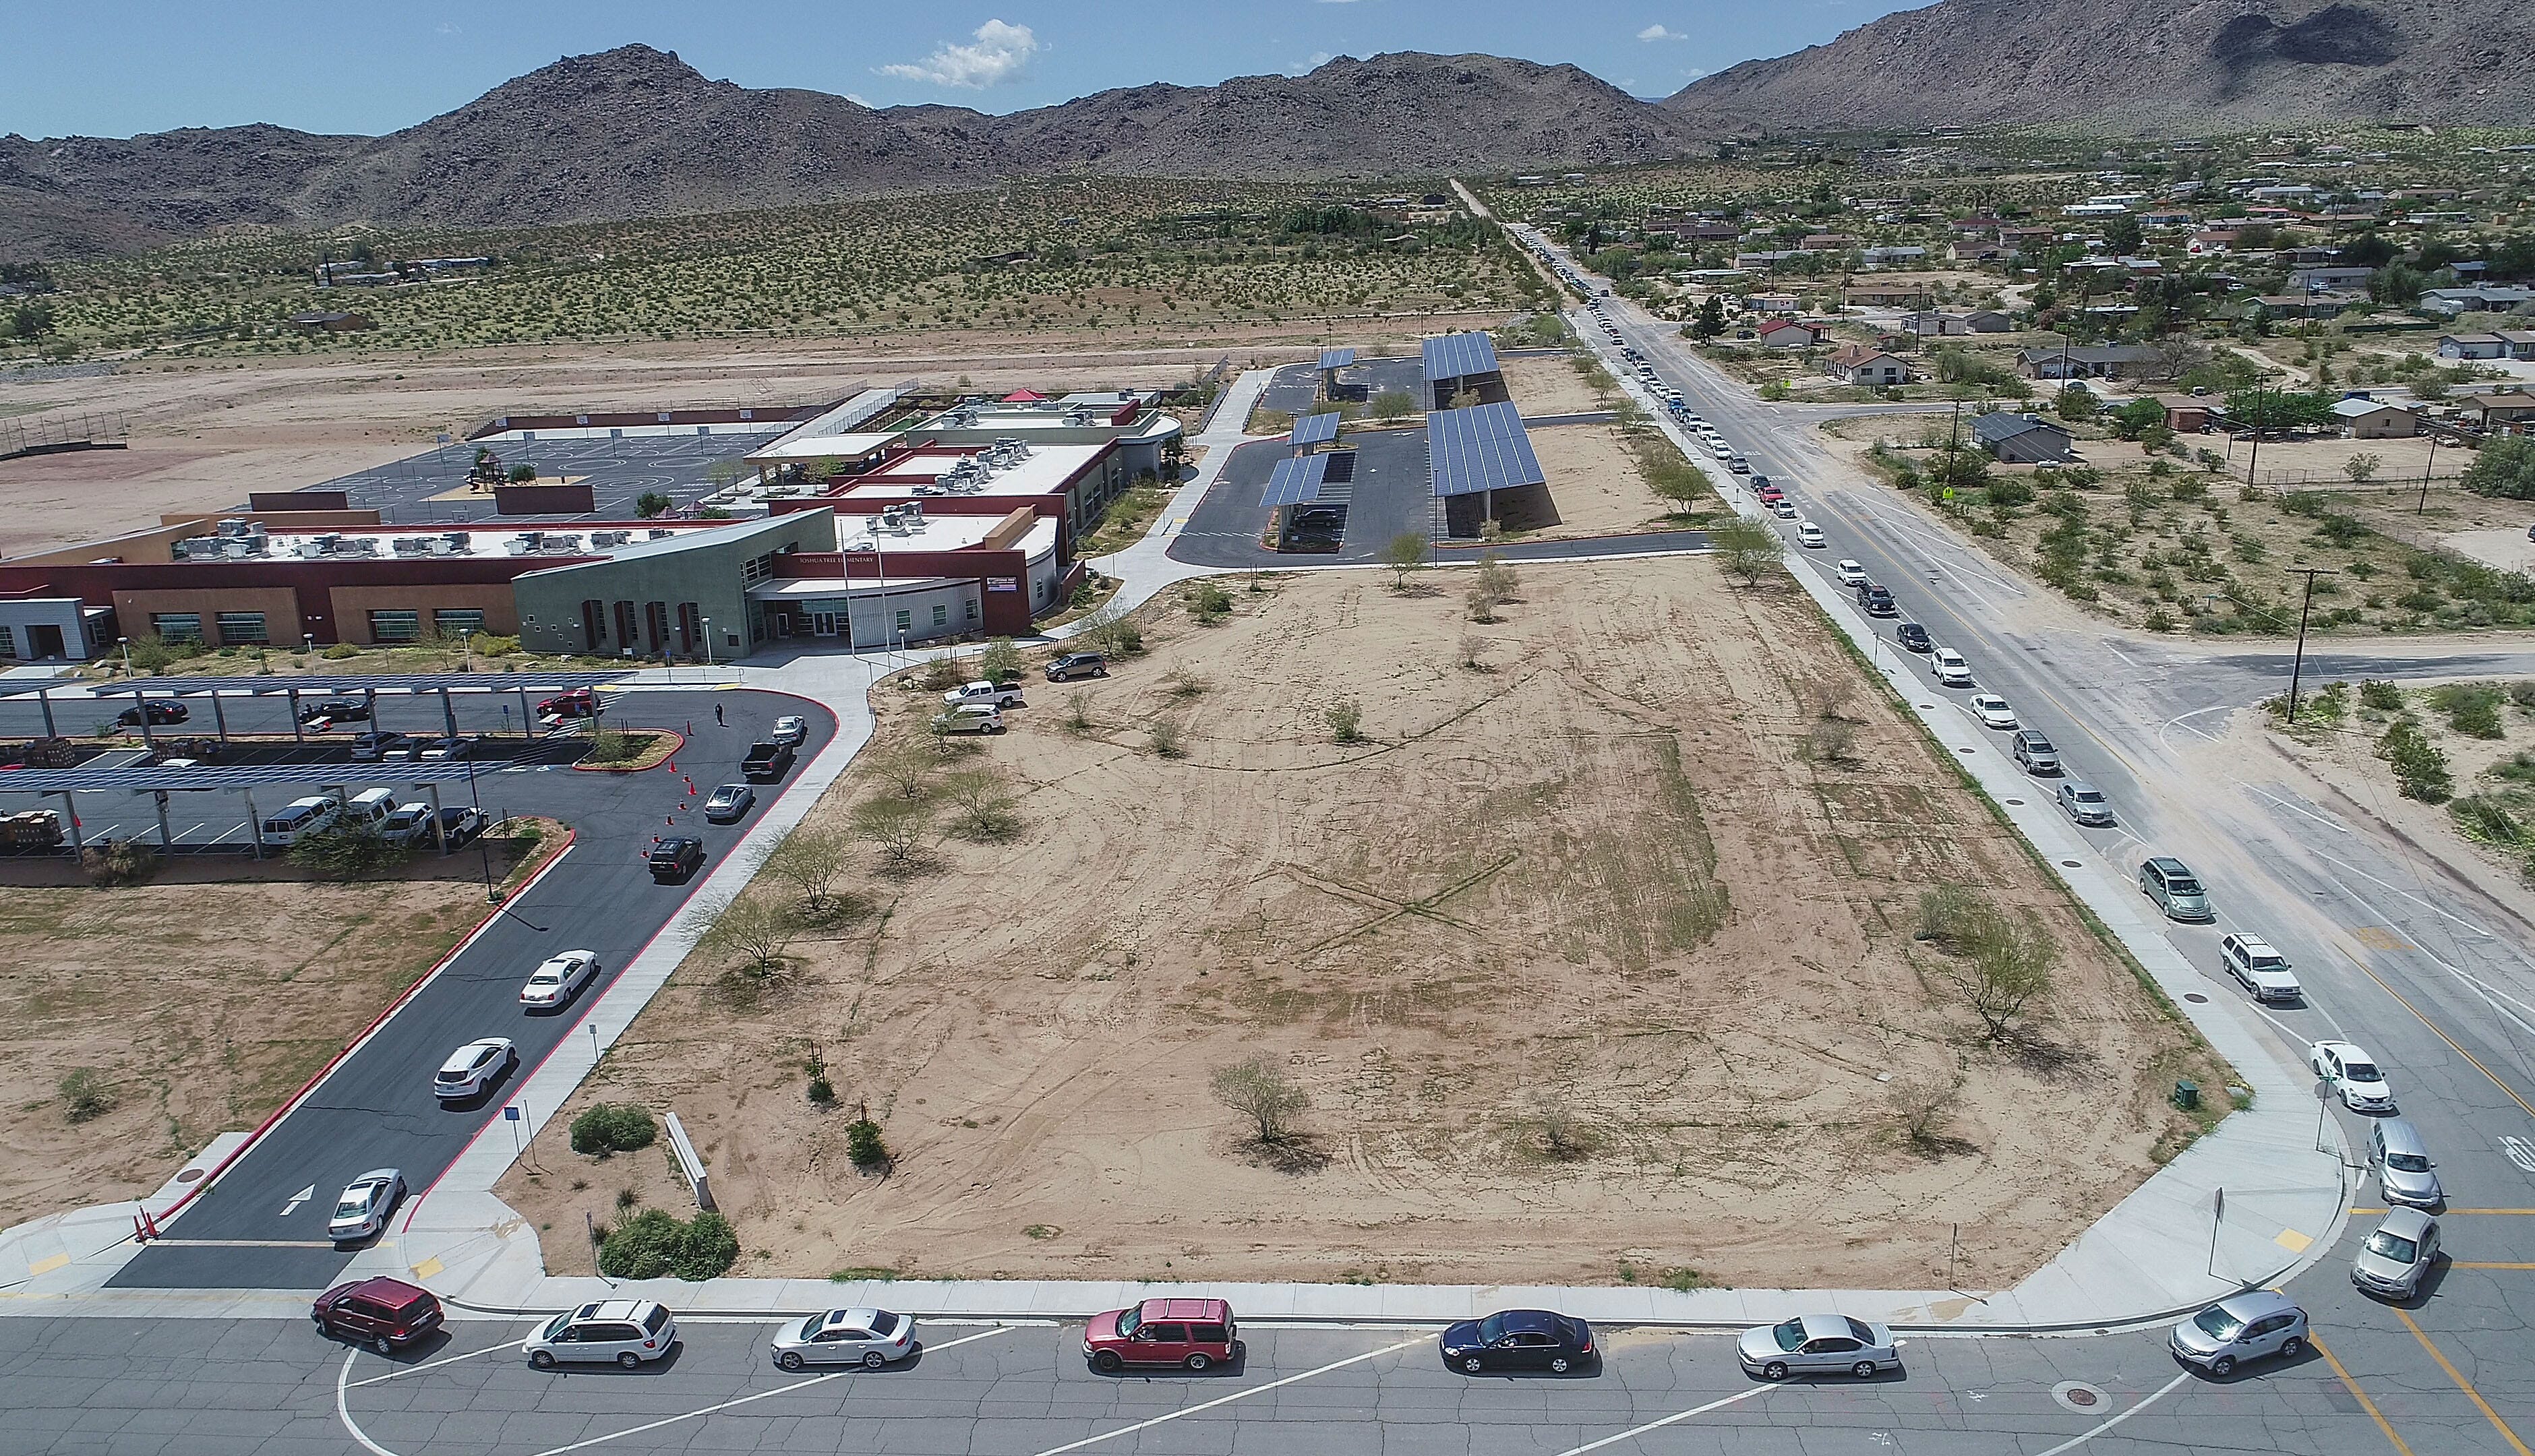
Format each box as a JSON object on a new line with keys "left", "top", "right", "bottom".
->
{"left": 863, "top": 1351, "right": 887, "bottom": 1370}
{"left": 2209, "top": 1356, "right": 2236, "bottom": 1376}
{"left": 1460, "top": 1356, "right": 1485, "bottom": 1374}
{"left": 776, "top": 1351, "right": 804, "bottom": 1372}
{"left": 1185, "top": 1353, "right": 1212, "bottom": 1372}
{"left": 1092, "top": 1350, "right": 1123, "bottom": 1373}
{"left": 2280, "top": 1337, "right": 2304, "bottom": 1360}
{"left": 618, "top": 1352, "right": 642, "bottom": 1369}
{"left": 1549, "top": 1356, "right": 1572, "bottom": 1374}
{"left": 376, "top": 1335, "right": 394, "bottom": 1357}
{"left": 531, "top": 1351, "right": 558, "bottom": 1370}
{"left": 1763, "top": 1361, "right": 1789, "bottom": 1381}
{"left": 1852, "top": 1360, "right": 1877, "bottom": 1378}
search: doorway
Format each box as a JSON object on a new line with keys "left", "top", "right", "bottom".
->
{"left": 811, "top": 611, "right": 841, "bottom": 638}
{"left": 26, "top": 624, "right": 65, "bottom": 659}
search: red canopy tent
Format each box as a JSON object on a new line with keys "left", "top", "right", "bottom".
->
{"left": 1001, "top": 390, "right": 1050, "bottom": 402}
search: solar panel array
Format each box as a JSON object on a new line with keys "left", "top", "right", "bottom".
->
{"left": 1287, "top": 412, "right": 1342, "bottom": 448}
{"left": 1261, "top": 453, "right": 1334, "bottom": 508}
{"left": 1420, "top": 332, "right": 1501, "bottom": 384}
{"left": 1316, "top": 347, "right": 1357, "bottom": 371}
{"left": 0, "top": 762, "right": 506, "bottom": 793}
{"left": 31, "top": 672, "right": 632, "bottom": 702}
{"left": 1427, "top": 402, "right": 1547, "bottom": 499}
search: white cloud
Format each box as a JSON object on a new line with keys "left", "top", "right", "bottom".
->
{"left": 1287, "top": 50, "right": 1336, "bottom": 75}
{"left": 878, "top": 19, "right": 1040, "bottom": 89}
{"left": 1638, "top": 23, "right": 1687, "bottom": 41}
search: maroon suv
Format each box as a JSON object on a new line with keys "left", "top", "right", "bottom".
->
{"left": 1083, "top": 1297, "right": 1239, "bottom": 1372}
{"left": 314, "top": 1277, "right": 444, "bottom": 1354}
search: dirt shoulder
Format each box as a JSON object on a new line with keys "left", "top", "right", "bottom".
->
{"left": 500, "top": 562, "right": 2216, "bottom": 1292}
{"left": 0, "top": 823, "right": 549, "bottom": 1229}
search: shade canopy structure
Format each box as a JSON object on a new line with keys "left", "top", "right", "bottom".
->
{"left": 1287, "top": 412, "right": 1342, "bottom": 448}
{"left": 1427, "top": 402, "right": 1546, "bottom": 498}
{"left": 1261, "top": 453, "right": 1335, "bottom": 508}
{"left": 36, "top": 672, "right": 634, "bottom": 702}
{"left": 1419, "top": 332, "right": 1500, "bottom": 384}
{"left": 1316, "top": 347, "right": 1358, "bottom": 371}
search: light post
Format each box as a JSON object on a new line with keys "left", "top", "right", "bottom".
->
{"left": 459, "top": 627, "right": 475, "bottom": 673}
{"left": 700, "top": 617, "right": 714, "bottom": 671}
{"left": 117, "top": 636, "right": 131, "bottom": 678}
{"left": 303, "top": 632, "right": 316, "bottom": 658}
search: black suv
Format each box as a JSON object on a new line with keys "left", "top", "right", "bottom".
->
{"left": 649, "top": 836, "right": 705, "bottom": 884}
{"left": 1895, "top": 622, "right": 1932, "bottom": 653}
{"left": 1046, "top": 652, "right": 1108, "bottom": 682}
{"left": 115, "top": 701, "right": 189, "bottom": 727}
{"left": 299, "top": 698, "right": 370, "bottom": 723}
{"left": 1856, "top": 582, "right": 1898, "bottom": 617}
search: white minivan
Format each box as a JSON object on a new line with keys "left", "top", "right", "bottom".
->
{"left": 259, "top": 795, "right": 342, "bottom": 848}
{"left": 340, "top": 787, "right": 399, "bottom": 832}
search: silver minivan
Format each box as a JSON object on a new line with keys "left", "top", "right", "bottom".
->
{"left": 2139, "top": 856, "right": 2213, "bottom": 921}
{"left": 527, "top": 1300, "right": 679, "bottom": 1369}
{"left": 2370, "top": 1118, "right": 2442, "bottom": 1207}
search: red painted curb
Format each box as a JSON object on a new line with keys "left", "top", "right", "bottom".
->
{"left": 148, "top": 826, "right": 580, "bottom": 1227}
{"left": 570, "top": 728, "right": 687, "bottom": 772}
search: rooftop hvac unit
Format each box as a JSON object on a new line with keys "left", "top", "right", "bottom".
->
{"left": 338, "top": 538, "right": 378, "bottom": 556}
{"left": 390, "top": 537, "right": 427, "bottom": 556}
{"left": 425, "top": 538, "right": 459, "bottom": 555}
{"left": 215, "top": 518, "right": 257, "bottom": 537}
{"left": 440, "top": 531, "right": 469, "bottom": 550}
{"left": 589, "top": 530, "right": 630, "bottom": 547}
{"left": 901, "top": 501, "right": 924, "bottom": 524}
{"left": 312, "top": 533, "right": 343, "bottom": 550}
{"left": 174, "top": 537, "right": 221, "bottom": 560}
{"left": 220, "top": 538, "right": 261, "bottom": 559}
{"left": 647, "top": 528, "right": 674, "bottom": 540}
{"left": 543, "top": 533, "right": 584, "bottom": 552}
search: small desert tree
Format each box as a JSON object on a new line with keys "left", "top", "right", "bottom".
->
{"left": 691, "top": 892, "right": 802, "bottom": 978}
{"left": 943, "top": 766, "right": 1022, "bottom": 841}
{"left": 1950, "top": 903, "right": 2058, "bottom": 1040}
{"left": 1324, "top": 698, "right": 1365, "bottom": 743}
{"left": 1370, "top": 390, "right": 1415, "bottom": 421}
{"left": 852, "top": 795, "right": 934, "bottom": 868}
{"left": 1710, "top": 516, "right": 1785, "bottom": 588}
{"left": 978, "top": 638, "right": 1025, "bottom": 685}
{"left": 1211, "top": 1057, "right": 1308, "bottom": 1146}
{"left": 1381, "top": 532, "right": 1430, "bottom": 590}
{"left": 756, "top": 825, "right": 852, "bottom": 913}
{"left": 2344, "top": 452, "right": 2383, "bottom": 485}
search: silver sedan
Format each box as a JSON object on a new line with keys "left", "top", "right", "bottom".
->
{"left": 770, "top": 1308, "right": 916, "bottom": 1370}
{"left": 1737, "top": 1314, "right": 1901, "bottom": 1380}
{"left": 327, "top": 1169, "right": 405, "bottom": 1242}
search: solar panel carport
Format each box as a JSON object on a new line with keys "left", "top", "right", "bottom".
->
{"left": 1419, "top": 332, "right": 1504, "bottom": 409}
{"left": 9, "top": 671, "right": 636, "bottom": 746}
{"left": 1427, "top": 400, "right": 1550, "bottom": 538}
{"left": 1316, "top": 347, "right": 1357, "bottom": 371}
{"left": 1261, "top": 452, "right": 1335, "bottom": 508}
{"left": 0, "top": 758, "right": 517, "bottom": 860}
{"left": 1288, "top": 411, "right": 1342, "bottom": 448}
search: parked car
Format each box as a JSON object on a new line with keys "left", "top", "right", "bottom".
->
{"left": 433, "top": 1038, "right": 515, "bottom": 1102}
{"left": 537, "top": 688, "right": 601, "bottom": 721}
{"left": 1835, "top": 560, "right": 1869, "bottom": 588}
{"left": 741, "top": 741, "right": 795, "bottom": 781}
{"left": 1770, "top": 498, "right": 1799, "bottom": 519}
{"left": 1046, "top": 652, "right": 1109, "bottom": 682}
{"left": 116, "top": 701, "right": 189, "bottom": 727}
{"left": 1756, "top": 483, "right": 1785, "bottom": 505}
{"left": 417, "top": 735, "right": 477, "bottom": 760}
{"left": 702, "top": 783, "right": 756, "bottom": 823}
{"left": 2352, "top": 1209, "right": 2440, "bottom": 1300}
{"left": 932, "top": 704, "right": 1006, "bottom": 736}
{"left": 526, "top": 1300, "right": 679, "bottom": 1370}
{"left": 379, "top": 801, "right": 438, "bottom": 846}
{"left": 2310, "top": 1039, "right": 2395, "bottom": 1112}
{"left": 2370, "top": 1118, "right": 2443, "bottom": 1208}
{"left": 1727, "top": 454, "right": 1752, "bottom": 473}
{"left": 2011, "top": 730, "right": 2060, "bottom": 775}
{"left": 1857, "top": 583, "right": 1898, "bottom": 617}
{"left": 258, "top": 795, "right": 342, "bottom": 849}
{"left": 436, "top": 806, "right": 488, "bottom": 846}
{"left": 769, "top": 1308, "right": 918, "bottom": 1370}
{"left": 1895, "top": 622, "right": 1932, "bottom": 654}
{"left": 2169, "top": 1290, "right": 2307, "bottom": 1376}
{"left": 2058, "top": 780, "right": 2115, "bottom": 826}
{"left": 1437, "top": 1309, "right": 1595, "bottom": 1374}
{"left": 520, "top": 950, "right": 601, "bottom": 1011}
{"left": 1083, "top": 1297, "right": 1239, "bottom": 1372}
{"left": 1750, "top": 475, "right": 1773, "bottom": 492}
{"left": 649, "top": 836, "right": 705, "bottom": 883}
{"left": 1796, "top": 522, "right": 1826, "bottom": 549}
{"left": 349, "top": 731, "right": 412, "bottom": 763}
{"left": 769, "top": 715, "right": 808, "bottom": 746}
{"left": 1969, "top": 694, "right": 2018, "bottom": 729}
{"left": 1736, "top": 1314, "right": 1901, "bottom": 1381}
{"left": 312, "top": 1277, "right": 443, "bottom": 1355}
{"left": 2138, "top": 855, "right": 2213, "bottom": 921}
{"left": 298, "top": 698, "right": 370, "bottom": 724}
{"left": 943, "top": 680, "right": 1025, "bottom": 710}
{"left": 1930, "top": 647, "right": 1974, "bottom": 686}
{"left": 2220, "top": 933, "right": 2300, "bottom": 1002}
{"left": 326, "top": 1169, "right": 407, "bottom": 1244}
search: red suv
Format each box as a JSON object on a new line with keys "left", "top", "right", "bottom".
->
{"left": 1083, "top": 1297, "right": 1239, "bottom": 1372}
{"left": 314, "top": 1277, "right": 444, "bottom": 1354}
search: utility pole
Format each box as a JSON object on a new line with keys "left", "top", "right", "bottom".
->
{"left": 2284, "top": 566, "right": 2337, "bottom": 721}
{"left": 2244, "top": 382, "right": 2265, "bottom": 489}
{"left": 2416, "top": 431, "right": 2439, "bottom": 516}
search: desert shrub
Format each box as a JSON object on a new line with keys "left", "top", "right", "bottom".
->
{"left": 599, "top": 1208, "right": 740, "bottom": 1281}
{"left": 1188, "top": 581, "right": 1234, "bottom": 623}
{"left": 78, "top": 839, "right": 158, "bottom": 886}
{"left": 921, "top": 658, "right": 963, "bottom": 692}
{"left": 2451, "top": 795, "right": 2524, "bottom": 845}
{"left": 2378, "top": 720, "right": 2453, "bottom": 803}
{"left": 58, "top": 1068, "right": 113, "bottom": 1124}
{"left": 2430, "top": 684, "right": 2506, "bottom": 739}
{"left": 1147, "top": 717, "right": 1187, "bottom": 758}
{"left": 287, "top": 824, "right": 408, "bottom": 881}
{"left": 944, "top": 767, "right": 1022, "bottom": 842}
{"left": 847, "top": 1118, "right": 889, "bottom": 1167}
{"left": 2360, "top": 679, "right": 2404, "bottom": 711}
{"left": 585, "top": 728, "right": 638, "bottom": 762}
{"left": 1915, "top": 884, "right": 1981, "bottom": 944}
{"left": 570, "top": 1103, "right": 657, "bottom": 1157}
{"left": 978, "top": 637, "right": 1025, "bottom": 685}
{"left": 1211, "top": 1058, "right": 1308, "bottom": 1145}
{"left": 322, "top": 642, "right": 361, "bottom": 660}
{"left": 1324, "top": 698, "right": 1365, "bottom": 744}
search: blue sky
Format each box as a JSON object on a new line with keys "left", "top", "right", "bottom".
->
{"left": 6, "top": 1, "right": 1919, "bottom": 139}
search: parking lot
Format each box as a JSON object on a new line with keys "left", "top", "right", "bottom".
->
{"left": 304, "top": 430, "right": 787, "bottom": 526}
{"left": 1169, "top": 429, "right": 1434, "bottom": 569}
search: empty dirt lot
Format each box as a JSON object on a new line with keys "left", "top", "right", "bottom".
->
{"left": 505, "top": 560, "right": 2220, "bottom": 1291}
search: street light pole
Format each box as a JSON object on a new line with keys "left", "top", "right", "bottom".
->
{"left": 2284, "top": 566, "right": 2337, "bottom": 722}
{"left": 459, "top": 627, "right": 474, "bottom": 673}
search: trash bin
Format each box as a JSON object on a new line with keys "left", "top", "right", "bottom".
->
{"left": 2172, "top": 1080, "right": 2201, "bottom": 1112}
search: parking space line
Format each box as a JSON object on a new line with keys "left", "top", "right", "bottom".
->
{"left": 2029, "top": 1370, "right": 2188, "bottom": 1456}
{"left": 1027, "top": 1335, "right": 1427, "bottom": 1456}
{"left": 2389, "top": 1306, "right": 2532, "bottom": 1456}
{"left": 1546, "top": 1383, "right": 1775, "bottom": 1456}
{"left": 2312, "top": 1335, "right": 2416, "bottom": 1456}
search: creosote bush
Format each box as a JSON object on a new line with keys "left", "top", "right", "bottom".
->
{"left": 570, "top": 1103, "right": 657, "bottom": 1157}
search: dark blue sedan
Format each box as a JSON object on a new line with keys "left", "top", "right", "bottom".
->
{"left": 1438, "top": 1308, "right": 1594, "bottom": 1374}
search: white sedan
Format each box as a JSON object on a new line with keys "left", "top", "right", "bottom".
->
{"left": 520, "top": 950, "right": 601, "bottom": 1011}
{"left": 2310, "top": 1041, "right": 2395, "bottom": 1112}
{"left": 327, "top": 1168, "right": 407, "bottom": 1242}
{"left": 433, "top": 1038, "right": 516, "bottom": 1102}
{"left": 770, "top": 715, "right": 808, "bottom": 746}
{"left": 1968, "top": 694, "right": 2018, "bottom": 729}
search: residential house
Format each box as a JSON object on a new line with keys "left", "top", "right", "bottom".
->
{"left": 1952, "top": 243, "right": 2011, "bottom": 263}
{"left": 287, "top": 311, "right": 375, "bottom": 333}
{"left": 1971, "top": 413, "right": 2077, "bottom": 464}
{"left": 1952, "top": 216, "right": 2009, "bottom": 236}
{"left": 1965, "top": 310, "right": 2015, "bottom": 333}
{"left": 2290, "top": 266, "right": 2377, "bottom": 294}
{"left": 2501, "top": 330, "right": 2535, "bottom": 361}
{"left": 1822, "top": 344, "right": 1912, "bottom": 386}
{"left": 2253, "top": 294, "right": 2357, "bottom": 320}
{"left": 2156, "top": 396, "right": 2213, "bottom": 433}
{"left": 1743, "top": 292, "right": 1802, "bottom": 314}
{"left": 2460, "top": 392, "right": 2535, "bottom": 431}
{"left": 2439, "top": 333, "right": 2511, "bottom": 361}
{"left": 2421, "top": 286, "right": 2535, "bottom": 315}
{"left": 1755, "top": 319, "right": 1823, "bottom": 348}
{"left": 2186, "top": 230, "right": 2241, "bottom": 256}
{"left": 1736, "top": 250, "right": 1816, "bottom": 270}
{"left": 1845, "top": 282, "right": 1923, "bottom": 308}
{"left": 2331, "top": 398, "right": 2418, "bottom": 439}
{"left": 1999, "top": 226, "right": 2058, "bottom": 251}
{"left": 2016, "top": 345, "right": 2165, "bottom": 381}
{"left": 1802, "top": 234, "right": 1863, "bottom": 251}
{"left": 1860, "top": 245, "right": 1929, "bottom": 266}
{"left": 1899, "top": 310, "right": 1971, "bottom": 336}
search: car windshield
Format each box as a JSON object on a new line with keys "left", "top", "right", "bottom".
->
{"left": 1115, "top": 1305, "right": 1142, "bottom": 1337}
{"left": 2387, "top": 1151, "right": 2430, "bottom": 1172}
{"left": 2364, "top": 1229, "right": 2418, "bottom": 1262}
{"left": 1476, "top": 1313, "right": 1506, "bottom": 1343}
{"left": 870, "top": 1310, "right": 900, "bottom": 1337}
{"left": 2192, "top": 1306, "right": 2246, "bottom": 1341}
{"left": 542, "top": 1313, "right": 570, "bottom": 1339}
{"left": 2073, "top": 789, "right": 2103, "bottom": 803}
{"left": 798, "top": 1315, "right": 825, "bottom": 1340}
{"left": 2168, "top": 877, "right": 2201, "bottom": 894}
{"left": 2346, "top": 1062, "right": 2381, "bottom": 1081}
{"left": 333, "top": 1196, "right": 367, "bottom": 1217}
{"left": 1771, "top": 1318, "right": 1806, "bottom": 1352}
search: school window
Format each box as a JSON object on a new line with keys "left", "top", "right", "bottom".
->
{"left": 893, "top": 609, "right": 912, "bottom": 634}
{"left": 931, "top": 603, "right": 947, "bottom": 627}
{"left": 150, "top": 612, "right": 204, "bottom": 642}
{"left": 741, "top": 552, "right": 775, "bottom": 585}
{"left": 214, "top": 611, "right": 269, "bottom": 644}
{"left": 964, "top": 599, "right": 978, "bottom": 621}
{"left": 434, "top": 608, "right": 486, "bottom": 637}
{"left": 369, "top": 609, "right": 421, "bottom": 642}
{"left": 0, "top": 626, "right": 16, "bottom": 658}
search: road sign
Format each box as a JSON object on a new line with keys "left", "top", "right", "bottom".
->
{"left": 504, "top": 1105, "right": 523, "bottom": 1122}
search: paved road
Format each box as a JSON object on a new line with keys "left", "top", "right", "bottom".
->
{"left": 97, "top": 689, "right": 829, "bottom": 1291}
{"left": 1529, "top": 226, "right": 2535, "bottom": 1456}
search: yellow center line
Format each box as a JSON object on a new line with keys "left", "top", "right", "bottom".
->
{"left": 2312, "top": 1333, "right": 2416, "bottom": 1456}
{"left": 2390, "top": 1305, "right": 2534, "bottom": 1456}
{"left": 2339, "top": 948, "right": 2535, "bottom": 1122}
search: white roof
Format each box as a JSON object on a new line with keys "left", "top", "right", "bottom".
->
{"left": 744, "top": 432, "right": 900, "bottom": 464}
{"left": 2331, "top": 398, "right": 2406, "bottom": 417}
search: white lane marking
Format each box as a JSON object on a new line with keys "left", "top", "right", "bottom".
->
{"left": 279, "top": 1186, "right": 316, "bottom": 1217}
{"left": 1545, "top": 1382, "right": 1776, "bottom": 1456}
{"left": 2161, "top": 705, "right": 2229, "bottom": 744}
{"left": 2310, "top": 850, "right": 2497, "bottom": 940}
{"left": 1027, "top": 1334, "right": 1428, "bottom": 1456}
{"left": 2240, "top": 783, "right": 2354, "bottom": 835}
{"left": 2031, "top": 1370, "right": 2190, "bottom": 1455}
{"left": 527, "top": 1327, "right": 1014, "bottom": 1456}
{"left": 336, "top": 1349, "right": 402, "bottom": 1456}
{"left": 2499, "top": 1136, "right": 2535, "bottom": 1175}
{"left": 345, "top": 1329, "right": 538, "bottom": 1388}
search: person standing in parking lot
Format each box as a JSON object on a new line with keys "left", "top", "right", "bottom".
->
{"left": 715, "top": 703, "right": 725, "bottom": 727}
